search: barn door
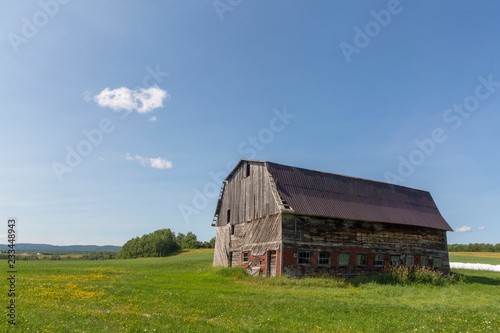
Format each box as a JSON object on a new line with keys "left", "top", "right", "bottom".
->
{"left": 267, "top": 250, "right": 277, "bottom": 277}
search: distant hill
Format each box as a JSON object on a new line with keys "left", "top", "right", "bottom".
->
{"left": 0, "top": 243, "right": 121, "bottom": 252}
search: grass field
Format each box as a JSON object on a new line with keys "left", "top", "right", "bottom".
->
{"left": 449, "top": 252, "right": 500, "bottom": 265}
{"left": 2, "top": 250, "right": 499, "bottom": 332}
{"left": 16, "top": 253, "right": 85, "bottom": 260}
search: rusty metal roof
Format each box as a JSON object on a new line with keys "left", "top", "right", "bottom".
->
{"left": 266, "top": 162, "right": 452, "bottom": 231}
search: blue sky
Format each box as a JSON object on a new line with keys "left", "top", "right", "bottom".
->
{"left": 1, "top": 0, "right": 499, "bottom": 246}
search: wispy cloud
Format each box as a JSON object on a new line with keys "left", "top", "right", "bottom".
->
{"left": 125, "top": 153, "right": 173, "bottom": 169}
{"left": 478, "top": 226, "right": 485, "bottom": 230}
{"left": 148, "top": 116, "right": 157, "bottom": 122}
{"left": 94, "top": 86, "right": 169, "bottom": 113}
{"left": 456, "top": 226, "right": 472, "bottom": 233}
{"left": 83, "top": 91, "right": 91, "bottom": 102}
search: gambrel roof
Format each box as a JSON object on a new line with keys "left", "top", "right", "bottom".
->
{"left": 216, "top": 160, "right": 453, "bottom": 231}
{"left": 266, "top": 161, "right": 452, "bottom": 231}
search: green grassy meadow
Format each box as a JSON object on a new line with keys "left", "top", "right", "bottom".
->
{"left": 449, "top": 252, "right": 500, "bottom": 265}
{"left": 2, "top": 250, "right": 499, "bottom": 332}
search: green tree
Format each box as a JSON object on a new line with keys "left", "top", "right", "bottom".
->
{"left": 448, "top": 243, "right": 500, "bottom": 252}
{"left": 116, "top": 229, "right": 181, "bottom": 259}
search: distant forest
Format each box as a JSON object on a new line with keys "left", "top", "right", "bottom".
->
{"left": 0, "top": 243, "right": 121, "bottom": 252}
{"left": 1, "top": 252, "right": 119, "bottom": 261}
{"left": 116, "top": 229, "right": 215, "bottom": 259}
{"left": 448, "top": 243, "right": 500, "bottom": 252}
{"left": 0, "top": 229, "right": 214, "bottom": 260}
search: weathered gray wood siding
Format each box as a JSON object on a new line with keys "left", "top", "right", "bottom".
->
{"left": 216, "top": 161, "right": 280, "bottom": 227}
{"left": 213, "top": 225, "right": 230, "bottom": 267}
{"left": 230, "top": 214, "right": 282, "bottom": 256}
{"left": 213, "top": 161, "right": 281, "bottom": 267}
{"left": 282, "top": 213, "right": 450, "bottom": 273}
{"left": 214, "top": 214, "right": 282, "bottom": 268}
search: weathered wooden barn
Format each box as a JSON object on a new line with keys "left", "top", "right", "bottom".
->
{"left": 212, "top": 159, "right": 452, "bottom": 277}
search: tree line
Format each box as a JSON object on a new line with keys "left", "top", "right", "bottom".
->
{"left": 448, "top": 243, "right": 500, "bottom": 252}
{"left": 115, "top": 229, "right": 215, "bottom": 259}
{"left": 0, "top": 229, "right": 214, "bottom": 261}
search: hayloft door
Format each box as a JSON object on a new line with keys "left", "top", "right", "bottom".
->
{"left": 267, "top": 250, "right": 277, "bottom": 277}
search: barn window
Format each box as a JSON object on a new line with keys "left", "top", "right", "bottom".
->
{"left": 245, "top": 162, "right": 251, "bottom": 177}
{"left": 420, "top": 256, "right": 428, "bottom": 267}
{"left": 356, "top": 253, "right": 368, "bottom": 266}
{"left": 318, "top": 252, "right": 330, "bottom": 266}
{"left": 227, "top": 209, "right": 231, "bottom": 223}
{"left": 374, "top": 254, "right": 385, "bottom": 267}
{"left": 298, "top": 251, "right": 310, "bottom": 265}
{"left": 390, "top": 255, "right": 400, "bottom": 267}
{"left": 242, "top": 251, "right": 249, "bottom": 263}
{"left": 338, "top": 253, "right": 350, "bottom": 266}
{"left": 406, "top": 255, "right": 414, "bottom": 267}
{"left": 433, "top": 257, "right": 442, "bottom": 268}
{"left": 230, "top": 224, "right": 235, "bottom": 235}
{"left": 228, "top": 252, "right": 233, "bottom": 267}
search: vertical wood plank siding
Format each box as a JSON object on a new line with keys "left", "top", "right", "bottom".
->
{"left": 216, "top": 161, "right": 279, "bottom": 227}
{"left": 213, "top": 161, "right": 281, "bottom": 267}
{"left": 213, "top": 225, "right": 230, "bottom": 267}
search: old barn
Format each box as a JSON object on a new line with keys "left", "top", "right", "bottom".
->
{"left": 212, "top": 159, "right": 453, "bottom": 277}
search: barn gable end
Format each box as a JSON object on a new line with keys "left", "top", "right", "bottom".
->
{"left": 213, "top": 160, "right": 282, "bottom": 271}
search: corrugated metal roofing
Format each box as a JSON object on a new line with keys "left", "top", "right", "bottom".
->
{"left": 266, "top": 161, "right": 453, "bottom": 231}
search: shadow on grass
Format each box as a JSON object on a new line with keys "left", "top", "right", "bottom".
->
{"left": 205, "top": 266, "right": 500, "bottom": 288}
{"left": 341, "top": 270, "right": 499, "bottom": 287}
{"left": 458, "top": 273, "right": 500, "bottom": 286}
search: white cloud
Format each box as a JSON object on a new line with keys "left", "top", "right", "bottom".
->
{"left": 148, "top": 116, "right": 157, "bottom": 122}
{"left": 83, "top": 91, "right": 91, "bottom": 102}
{"left": 95, "top": 87, "right": 135, "bottom": 111}
{"left": 478, "top": 226, "right": 485, "bottom": 230}
{"left": 456, "top": 226, "right": 472, "bottom": 233}
{"left": 125, "top": 153, "right": 173, "bottom": 170}
{"left": 149, "top": 157, "right": 172, "bottom": 169}
{"left": 94, "top": 86, "right": 169, "bottom": 113}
